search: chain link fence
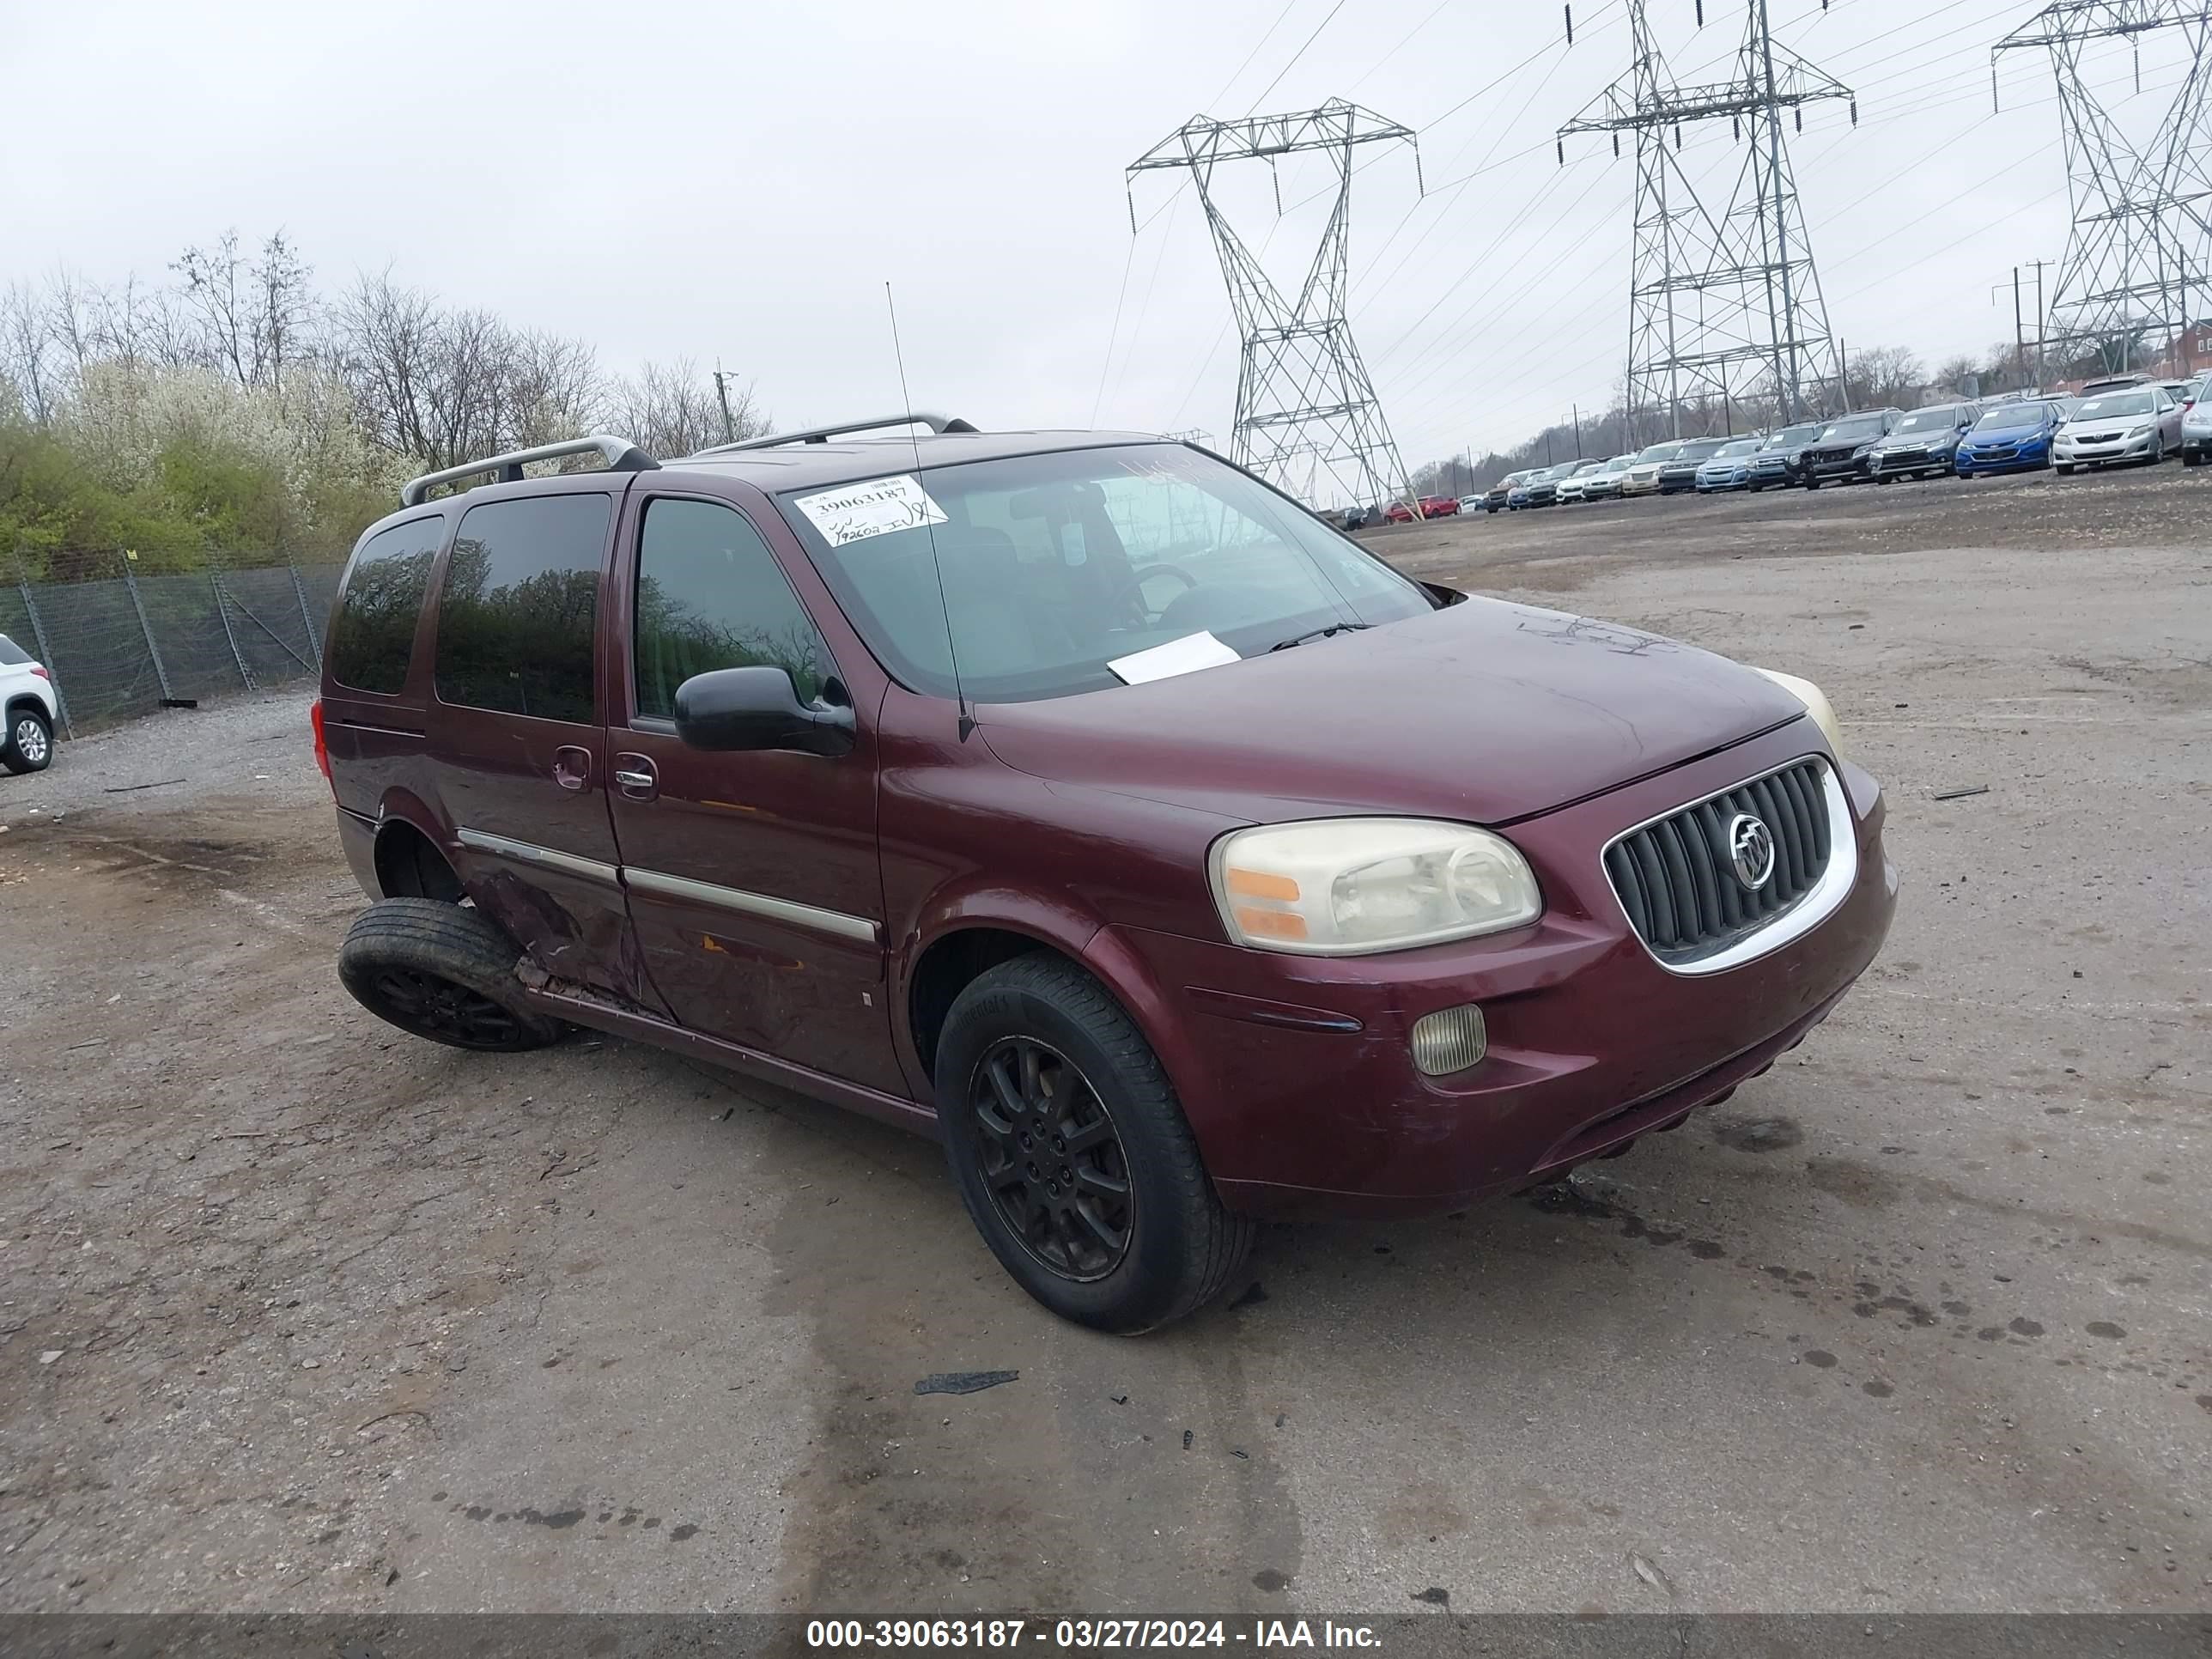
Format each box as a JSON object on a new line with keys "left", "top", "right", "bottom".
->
{"left": 2, "top": 550, "right": 343, "bottom": 739}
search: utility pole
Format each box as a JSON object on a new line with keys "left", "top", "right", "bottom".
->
{"left": 1128, "top": 100, "right": 1420, "bottom": 511}
{"left": 1571, "top": 404, "right": 1583, "bottom": 457}
{"left": 2030, "top": 258, "right": 2051, "bottom": 386}
{"left": 1559, "top": 0, "right": 1852, "bottom": 433}
{"left": 1996, "top": 2, "right": 2212, "bottom": 381}
{"left": 713, "top": 366, "right": 738, "bottom": 443}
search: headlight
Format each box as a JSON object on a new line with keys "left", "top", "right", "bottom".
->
{"left": 2127, "top": 423, "right": 2152, "bottom": 438}
{"left": 1210, "top": 819, "right": 1542, "bottom": 956}
{"left": 1751, "top": 666, "right": 1844, "bottom": 757}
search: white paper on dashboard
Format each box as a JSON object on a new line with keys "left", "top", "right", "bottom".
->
{"left": 1107, "top": 630, "right": 1242, "bottom": 684}
{"left": 791, "top": 474, "right": 948, "bottom": 548}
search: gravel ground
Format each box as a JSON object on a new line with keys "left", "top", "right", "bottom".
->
{"left": 0, "top": 460, "right": 2206, "bottom": 1617}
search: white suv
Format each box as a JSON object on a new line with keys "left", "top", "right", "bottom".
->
{"left": 1, "top": 632, "right": 58, "bottom": 774}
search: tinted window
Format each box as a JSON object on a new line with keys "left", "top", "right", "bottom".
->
{"left": 329, "top": 516, "right": 442, "bottom": 695}
{"left": 0, "top": 633, "right": 30, "bottom": 665}
{"left": 435, "top": 494, "right": 610, "bottom": 723}
{"left": 635, "top": 498, "right": 831, "bottom": 719}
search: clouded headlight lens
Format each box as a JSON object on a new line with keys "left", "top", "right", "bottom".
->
{"left": 1751, "top": 666, "right": 1844, "bottom": 757}
{"left": 1210, "top": 819, "right": 1542, "bottom": 955}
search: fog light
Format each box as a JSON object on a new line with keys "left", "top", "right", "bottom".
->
{"left": 1411, "top": 1004, "right": 1487, "bottom": 1077}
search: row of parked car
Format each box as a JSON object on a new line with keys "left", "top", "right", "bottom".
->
{"left": 1437, "top": 368, "right": 2211, "bottom": 516}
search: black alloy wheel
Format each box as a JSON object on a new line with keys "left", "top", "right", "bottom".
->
{"left": 337, "top": 896, "right": 562, "bottom": 1052}
{"left": 365, "top": 965, "right": 530, "bottom": 1048}
{"left": 933, "top": 954, "right": 1252, "bottom": 1332}
{"left": 970, "top": 1036, "right": 1133, "bottom": 1281}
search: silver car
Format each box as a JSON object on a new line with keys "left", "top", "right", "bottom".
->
{"left": 2181, "top": 372, "right": 2212, "bottom": 466}
{"left": 2053, "top": 385, "right": 2182, "bottom": 471}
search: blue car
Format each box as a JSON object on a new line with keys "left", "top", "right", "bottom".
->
{"left": 1693, "top": 436, "right": 1765, "bottom": 492}
{"left": 1954, "top": 398, "right": 2073, "bottom": 476}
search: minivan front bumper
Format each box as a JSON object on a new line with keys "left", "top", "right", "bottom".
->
{"left": 1115, "top": 726, "right": 1895, "bottom": 1218}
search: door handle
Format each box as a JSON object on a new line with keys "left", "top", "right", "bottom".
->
{"left": 551, "top": 745, "right": 592, "bottom": 792}
{"left": 613, "top": 752, "right": 658, "bottom": 800}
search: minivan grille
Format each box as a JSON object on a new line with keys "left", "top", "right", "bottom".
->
{"left": 1603, "top": 759, "right": 1833, "bottom": 963}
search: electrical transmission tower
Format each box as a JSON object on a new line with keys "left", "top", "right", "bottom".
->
{"left": 1559, "top": 0, "right": 1854, "bottom": 434}
{"left": 1996, "top": 1, "right": 2212, "bottom": 375}
{"left": 1129, "top": 100, "right": 1418, "bottom": 510}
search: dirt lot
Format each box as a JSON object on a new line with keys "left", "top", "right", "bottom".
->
{"left": 1, "top": 461, "right": 2206, "bottom": 1616}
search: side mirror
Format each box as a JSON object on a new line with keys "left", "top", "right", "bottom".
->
{"left": 673, "top": 665, "right": 855, "bottom": 757}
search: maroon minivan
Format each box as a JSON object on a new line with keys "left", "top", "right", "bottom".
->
{"left": 315, "top": 416, "right": 1896, "bottom": 1331}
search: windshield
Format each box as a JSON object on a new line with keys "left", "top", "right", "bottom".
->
{"left": 1820, "top": 416, "right": 1887, "bottom": 442}
{"left": 1633, "top": 442, "right": 1682, "bottom": 463}
{"left": 1975, "top": 404, "right": 2051, "bottom": 430}
{"left": 1894, "top": 407, "right": 1960, "bottom": 434}
{"left": 776, "top": 444, "right": 1432, "bottom": 704}
{"left": 2072, "top": 391, "right": 2155, "bottom": 419}
{"left": 1763, "top": 423, "right": 1822, "bottom": 449}
{"left": 1674, "top": 439, "right": 1728, "bottom": 459}
{"left": 1711, "top": 439, "right": 1762, "bottom": 459}
{"left": 1601, "top": 455, "right": 1635, "bottom": 472}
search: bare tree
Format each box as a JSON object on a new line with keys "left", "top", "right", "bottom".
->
{"left": 332, "top": 271, "right": 611, "bottom": 469}
{"left": 0, "top": 282, "right": 54, "bottom": 423}
{"left": 1844, "top": 344, "right": 1927, "bottom": 409}
{"left": 252, "top": 230, "right": 319, "bottom": 389}
{"left": 173, "top": 230, "right": 255, "bottom": 388}
{"left": 172, "top": 228, "right": 319, "bottom": 390}
{"left": 605, "top": 358, "right": 766, "bottom": 458}
{"left": 1930, "top": 353, "right": 1981, "bottom": 395}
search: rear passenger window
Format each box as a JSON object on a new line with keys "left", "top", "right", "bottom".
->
{"left": 634, "top": 498, "right": 830, "bottom": 719}
{"left": 435, "top": 494, "right": 611, "bottom": 723}
{"left": 329, "top": 517, "right": 442, "bottom": 695}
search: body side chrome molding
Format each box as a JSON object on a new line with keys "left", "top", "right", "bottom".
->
{"left": 1602, "top": 756, "right": 1861, "bottom": 977}
{"left": 623, "top": 866, "right": 882, "bottom": 946}
{"left": 456, "top": 828, "right": 622, "bottom": 888}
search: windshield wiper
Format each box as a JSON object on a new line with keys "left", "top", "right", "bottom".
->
{"left": 1269, "top": 622, "right": 1370, "bottom": 653}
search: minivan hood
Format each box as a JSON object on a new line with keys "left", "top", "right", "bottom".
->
{"left": 977, "top": 598, "right": 1806, "bottom": 826}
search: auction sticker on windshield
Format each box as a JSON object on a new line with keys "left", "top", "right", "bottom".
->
{"left": 793, "top": 475, "right": 949, "bottom": 548}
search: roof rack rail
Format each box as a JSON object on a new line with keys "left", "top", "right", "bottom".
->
{"left": 400, "top": 435, "right": 659, "bottom": 507}
{"left": 690, "top": 411, "right": 977, "bottom": 456}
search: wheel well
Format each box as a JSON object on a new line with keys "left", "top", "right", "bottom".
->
{"left": 374, "top": 820, "right": 465, "bottom": 903}
{"left": 6, "top": 696, "right": 47, "bottom": 726}
{"left": 908, "top": 927, "right": 1057, "bottom": 1082}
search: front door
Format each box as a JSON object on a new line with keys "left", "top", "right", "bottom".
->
{"left": 422, "top": 486, "right": 665, "bottom": 1012}
{"left": 605, "top": 491, "right": 901, "bottom": 1094}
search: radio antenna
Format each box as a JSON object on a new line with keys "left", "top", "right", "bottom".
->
{"left": 886, "top": 282, "right": 973, "bottom": 743}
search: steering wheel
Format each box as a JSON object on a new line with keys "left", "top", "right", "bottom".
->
{"left": 1110, "top": 562, "right": 1198, "bottom": 624}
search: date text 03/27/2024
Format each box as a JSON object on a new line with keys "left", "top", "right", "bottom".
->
{"left": 805, "top": 1620, "right": 1382, "bottom": 1650}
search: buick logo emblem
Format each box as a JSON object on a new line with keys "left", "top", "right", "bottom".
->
{"left": 1728, "top": 813, "right": 1776, "bottom": 890}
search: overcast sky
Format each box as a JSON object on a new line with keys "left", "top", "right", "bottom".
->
{"left": 3, "top": 0, "right": 2193, "bottom": 468}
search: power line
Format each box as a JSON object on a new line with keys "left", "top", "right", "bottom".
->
{"left": 1244, "top": 0, "right": 1352, "bottom": 112}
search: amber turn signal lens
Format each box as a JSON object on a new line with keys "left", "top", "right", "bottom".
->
{"left": 1232, "top": 905, "right": 1310, "bottom": 940}
{"left": 1224, "top": 866, "right": 1300, "bottom": 901}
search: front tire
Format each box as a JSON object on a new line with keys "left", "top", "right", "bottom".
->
{"left": 337, "top": 896, "right": 562, "bottom": 1051}
{"left": 3, "top": 706, "right": 52, "bottom": 774}
{"left": 935, "top": 955, "right": 1251, "bottom": 1333}
{"left": 2056, "top": 463, "right": 2074, "bottom": 476}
